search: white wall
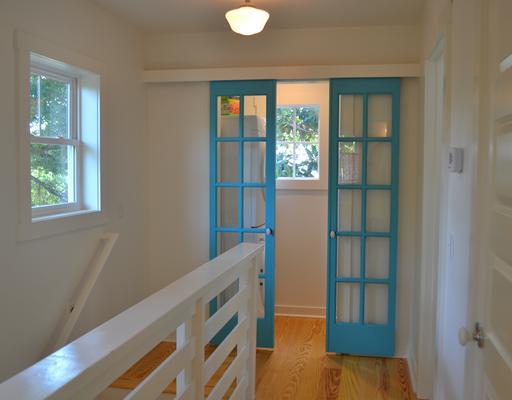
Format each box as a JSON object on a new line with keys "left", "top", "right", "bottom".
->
{"left": 146, "top": 82, "right": 210, "bottom": 291}
{"left": 0, "top": 0, "right": 147, "bottom": 381}
{"left": 145, "top": 25, "right": 420, "bottom": 69}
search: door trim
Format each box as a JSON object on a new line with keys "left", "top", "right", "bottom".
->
{"left": 416, "top": 36, "right": 447, "bottom": 400}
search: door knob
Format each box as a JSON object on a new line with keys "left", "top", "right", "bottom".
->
{"left": 330, "top": 231, "right": 336, "bottom": 239}
{"left": 458, "top": 322, "right": 485, "bottom": 348}
{"left": 266, "top": 228, "right": 273, "bottom": 236}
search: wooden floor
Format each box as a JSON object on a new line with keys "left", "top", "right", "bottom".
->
{"left": 255, "top": 316, "right": 416, "bottom": 400}
{"left": 111, "top": 316, "right": 416, "bottom": 400}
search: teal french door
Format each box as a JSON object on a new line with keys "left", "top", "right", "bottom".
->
{"left": 210, "top": 80, "right": 276, "bottom": 348}
{"left": 327, "top": 78, "right": 400, "bottom": 356}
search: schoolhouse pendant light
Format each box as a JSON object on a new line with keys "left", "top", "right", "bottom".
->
{"left": 225, "top": 0, "right": 270, "bottom": 36}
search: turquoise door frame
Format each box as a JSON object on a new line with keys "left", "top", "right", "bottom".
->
{"left": 327, "top": 78, "right": 400, "bottom": 356}
{"left": 210, "top": 80, "right": 276, "bottom": 349}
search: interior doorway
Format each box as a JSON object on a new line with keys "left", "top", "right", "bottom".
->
{"left": 274, "top": 81, "right": 329, "bottom": 320}
{"left": 210, "top": 78, "right": 402, "bottom": 358}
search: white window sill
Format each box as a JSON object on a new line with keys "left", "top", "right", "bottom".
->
{"left": 18, "top": 209, "right": 106, "bottom": 242}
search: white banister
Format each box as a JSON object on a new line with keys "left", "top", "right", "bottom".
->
{"left": 51, "top": 232, "right": 119, "bottom": 352}
{"left": 0, "top": 243, "right": 262, "bottom": 400}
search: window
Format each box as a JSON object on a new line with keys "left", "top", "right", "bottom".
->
{"left": 30, "top": 67, "right": 79, "bottom": 215}
{"left": 16, "top": 33, "right": 103, "bottom": 240}
{"left": 276, "top": 105, "right": 320, "bottom": 179}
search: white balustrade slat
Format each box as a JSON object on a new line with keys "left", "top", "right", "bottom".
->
{"left": 202, "top": 267, "right": 244, "bottom": 306}
{"left": 207, "top": 346, "right": 249, "bottom": 400}
{"left": 229, "top": 377, "right": 248, "bottom": 400}
{"left": 125, "top": 340, "right": 195, "bottom": 400}
{"left": 0, "top": 243, "right": 262, "bottom": 400}
{"left": 204, "top": 286, "right": 249, "bottom": 345}
{"left": 175, "top": 383, "right": 194, "bottom": 400}
{"left": 204, "top": 317, "right": 248, "bottom": 383}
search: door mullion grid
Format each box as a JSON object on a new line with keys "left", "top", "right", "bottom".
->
{"left": 238, "top": 97, "right": 245, "bottom": 243}
{"left": 359, "top": 93, "right": 369, "bottom": 325}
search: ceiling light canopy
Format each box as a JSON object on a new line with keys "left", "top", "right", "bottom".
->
{"left": 225, "top": 1, "right": 270, "bottom": 36}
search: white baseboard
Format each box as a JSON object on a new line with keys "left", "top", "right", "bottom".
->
{"left": 407, "top": 351, "right": 418, "bottom": 397}
{"left": 275, "top": 304, "right": 326, "bottom": 318}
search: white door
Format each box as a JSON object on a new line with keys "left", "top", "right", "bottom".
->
{"left": 465, "top": 0, "right": 512, "bottom": 398}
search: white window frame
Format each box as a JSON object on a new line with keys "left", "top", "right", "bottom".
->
{"left": 276, "top": 104, "right": 321, "bottom": 180}
{"left": 29, "top": 64, "right": 81, "bottom": 218}
{"left": 15, "top": 31, "right": 105, "bottom": 241}
{"left": 276, "top": 81, "right": 329, "bottom": 190}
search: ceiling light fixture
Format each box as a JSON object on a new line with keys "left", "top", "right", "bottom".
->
{"left": 225, "top": 0, "right": 270, "bottom": 36}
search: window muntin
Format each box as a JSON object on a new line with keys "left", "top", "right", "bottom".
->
{"left": 276, "top": 105, "right": 320, "bottom": 179}
{"left": 29, "top": 66, "right": 79, "bottom": 214}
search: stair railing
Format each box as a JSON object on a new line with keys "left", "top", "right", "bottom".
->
{"left": 0, "top": 243, "right": 262, "bottom": 400}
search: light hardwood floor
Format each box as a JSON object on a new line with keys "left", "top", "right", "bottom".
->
{"left": 256, "top": 316, "right": 416, "bottom": 400}
{"left": 111, "top": 316, "right": 416, "bottom": 399}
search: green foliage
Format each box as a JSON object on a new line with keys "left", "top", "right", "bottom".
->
{"left": 30, "top": 73, "right": 72, "bottom": 207}
{"left": 276, "top": 106, "right": 319, "bottom": 178}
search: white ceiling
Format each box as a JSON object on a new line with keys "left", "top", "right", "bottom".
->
{"left": 92, "top": 0, "right": 425, "bottom": 33}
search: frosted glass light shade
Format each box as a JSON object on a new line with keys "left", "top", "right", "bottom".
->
{"left": 225, "top": 5, "right": 270, "bottom": 36}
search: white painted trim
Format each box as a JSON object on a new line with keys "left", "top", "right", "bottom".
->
{"left": 417, "top": 36, "right": 447, "bottom": 400}
{"left": 143, "top": 64, "right": 421, "bottom": 83}
{"left": 407, "top": 351, "right": 418, "bottom": 396}
{"left": 275, "top": 305, "right": 326, "bottom": 318}
{"left": 15, "top": 30, "right": 104, "bottom": 241}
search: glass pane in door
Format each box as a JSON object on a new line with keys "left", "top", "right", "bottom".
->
{"left": 217, "top": 188, "right": 239, "bottom": 228}
{"left": 364, "top": 284, "right": 388, "bottom": 324}
{"left": 368, "top": 94, "right": 392, "bottom": 137}
{"left": 217, "top": 96, "right": 240, "bottom": 137}
{"left": 365, "top": 237, "right": 390, "bottom": 278}
{"left": 217, "top": 142, "right": 240, "bottom": 182}
{"left": 338, "top": 142, "right": 362, "bottom": 184}
{"left": 339, "top": 95, "right": 363, "bottom": 137}
{"left": 243, "top": 188, "right": 266, "bottom": 229}
{"left": 244, "top": 95, "right": 266, "bottom": 137}
{"left": 243, "top": 142, "right": 266, "bottom": 183}
{"left": 336, "top": 283, "right": 360, "bottom": 323}
{"left": 337, "top": 237, "right": 360, "bottom": 278}
{"left": 366, "top": 190, "right": 391, "bottom": 232}
{"left": 367, "top": 142, "right": 391, "bottom": 185}
{"left": 338, "top": 190, "right": 362, "bottom": 231}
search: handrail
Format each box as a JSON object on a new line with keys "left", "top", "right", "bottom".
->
{"left": 0, "top": 243, "right": 262, "bottom": 400}
{"left": 50, "top": 232, "right": 119, "bottom": 352}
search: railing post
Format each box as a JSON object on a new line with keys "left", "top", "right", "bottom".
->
{"left": 246, "top": 256, "right": 259, "bottom": 399}
{"left": 176, "top": 319, "right": 191, "bottom": 398}
{"left": 189, "top": 297, "right": 205, "bottom": 399}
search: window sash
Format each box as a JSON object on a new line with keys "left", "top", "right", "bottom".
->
{"left": 29, "top": 65, "right": 81, "bottom": 216}
{"left": 30, "top": 66, "right": 78, "bottom": 140}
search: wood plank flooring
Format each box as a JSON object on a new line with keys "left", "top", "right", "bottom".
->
{"left": 111, "top": 316, "right": 416, "bottom": 399}
{"left": 257, "top": 316, "right": 417, "bottom": 400}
